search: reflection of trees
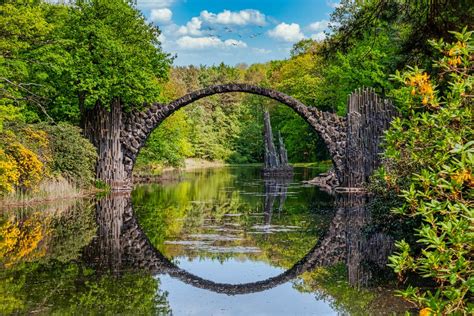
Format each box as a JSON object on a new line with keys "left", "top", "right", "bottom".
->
{"left": 0, "top": 211, "right": 50, "bottom": 267}
{"left": 132, "top": 168, "right": 334, "bottom": 266}
{"left": 0, "top": 179, "right": 405, "bottom": 314}
{"left": 290, "top": 193, "right": 409, "bottom": 315}
{"left": 0, "top": 262, "right": 170, "bottom": 315}
{"left": 293, "top": 264, "right": 375, "bottom": 315}
{"left": 0, "top": 198, "right": 171, "bottom": 315}
{"left": 0, "top": 199, "right": 96, "bottom": 267}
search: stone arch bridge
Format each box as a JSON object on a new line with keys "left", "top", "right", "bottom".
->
{"left": 96, "top": 84, "right": 395, "bottom": 190}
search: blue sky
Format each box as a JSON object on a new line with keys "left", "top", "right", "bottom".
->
{"left": 136, "top": 0, "right": 340, "bottom": 66}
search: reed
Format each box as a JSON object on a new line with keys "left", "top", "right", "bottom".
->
{"left": 0, "top": 176, "right": 90, "bottom": 208}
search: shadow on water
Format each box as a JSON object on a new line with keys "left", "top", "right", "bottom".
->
{"left": 0, "top": 166, "right": 415, "bottom": 315}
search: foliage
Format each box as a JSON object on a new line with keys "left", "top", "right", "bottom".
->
{"left": 0, "top": 148, "right": 20, "bottom": 194}
{"left": 0, "top": 121, "right": 96, "bottom": 195}
{"left": 267, "top": 47, "right": 330, "bottom": 162}
{"left": 318, "top": 28, "right": 399, "bottom": 115}
{"left": 0, "top": 1, "right": 56, "bottom": 121}
{"left": 325, "top": 0, "right": 472, "bottom": 67}
{"left": 381, "top": 29, "right": 473, "bottom": 314}
{"left": 40, "top": 122, "right": 97, "bottom": 186}
{"left": 136, "top": 111, "right": 193, "bottom": 170}
{"left": 53, "top": 0, "right": 172, "bottom": 114}
{"left": 2, "top": 139, "right": 44, "bottom": 193}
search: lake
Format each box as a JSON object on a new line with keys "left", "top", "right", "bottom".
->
{"left": 0, "top": 166, "right": 414, "bottom": 315}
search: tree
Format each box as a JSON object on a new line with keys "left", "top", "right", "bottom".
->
{"left": 0, "top": 0, "right": 61, "bottom": 124}
{"left": 52, "top": 0, "right": 172, "bottom": 187}
{"left": 382, "top": 29, "right": 473, "bottom": 315}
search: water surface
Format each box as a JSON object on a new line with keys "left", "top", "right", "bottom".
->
{"left": 0, "top": 166, "right": 414, "bottom": 315}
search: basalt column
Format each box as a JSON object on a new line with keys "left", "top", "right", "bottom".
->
{"left": 262, "top": 110, "right": 293, "bottom": 176}
{"left": 341, "top": 88, "right": 397, "bottom": 189}
{"left": 83, "top": 99, "right": 129, "bottom": 191}
{"left": 263, "top": 110, "right": 279, "bottom": 169}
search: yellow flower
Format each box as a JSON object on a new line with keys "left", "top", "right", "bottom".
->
{"left": 420, "top": 82, "right": 433, "bottom": 95}
{"left": 451, "top": 169, "right": 473, "bottom": 186}
{"left": 411, "top": 88, "right": 416, "bottom": 96}
{"left": 419, "top": 307, "right": 432, "bottom": 316}
{"left": 422, "top": 96, "right": 429, "bottom": 105}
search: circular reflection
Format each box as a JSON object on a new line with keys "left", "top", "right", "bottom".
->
{"left": 87, "top": 191, "right": 395, "bottom": 295}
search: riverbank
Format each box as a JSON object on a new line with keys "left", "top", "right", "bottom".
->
{"left": 133, "top": 158, "right": 226, "bottom": 183}
{"left": 133, "top": 159, "right": 333, "bottom": 185}
{"left": 0, "top": 177, "right": 105, "bottom": 209}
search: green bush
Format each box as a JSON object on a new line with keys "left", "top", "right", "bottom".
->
{"left": 40, "top": 122, "right": 97, "bottom": 187}
{"left": 379, "top": 28, "right": 473, "bottom": 315}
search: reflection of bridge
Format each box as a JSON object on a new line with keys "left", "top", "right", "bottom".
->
{"left": 86, "top": 193, "right": 394, "bottom": 295}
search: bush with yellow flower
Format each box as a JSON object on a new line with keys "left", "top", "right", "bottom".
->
{"left": 380, "top": 28, "right": 473, "bottom": 315}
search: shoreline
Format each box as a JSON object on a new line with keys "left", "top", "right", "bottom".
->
{"left": 0, "top": 189, "right": 101, "bottom": 209}
{"left": 1, "top": 161, "right": 332, "bottom": 208}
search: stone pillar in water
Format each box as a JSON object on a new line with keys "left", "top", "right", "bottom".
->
{"left": 263, "top": 110, "right": 279, "bottom": 169}
{"left": 263, "top": 111, "right": 293, "bottom": 176}
{"left": 277, "top": 131, "right": 289, "bottom": 166}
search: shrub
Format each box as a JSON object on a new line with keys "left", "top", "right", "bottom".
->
{"left": 381, "top": 28, "right": 473, "bottom": 315}
{"left": 0, "top": 148, "right": 19, "bottom": 194}
{"left": 0, "top": 122, "right": 97, "bottom": 195}
{"left": 40, "top": 123, "right": 97, "bottom": 187}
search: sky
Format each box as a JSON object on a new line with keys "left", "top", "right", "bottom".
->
{"left": 136, "top": 0, "right": 340, "bottom": 66}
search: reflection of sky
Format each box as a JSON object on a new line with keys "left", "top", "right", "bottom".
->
{"left": 156, "top": 258, "right": 336, "bottom": 315}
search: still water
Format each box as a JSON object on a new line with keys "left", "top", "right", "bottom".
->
{"left": 0, "top": 166, "right": 413, "bottom": 315}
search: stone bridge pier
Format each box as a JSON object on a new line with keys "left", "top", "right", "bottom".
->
{"left": 93, "top": 84, "right": 394, "bottom": 191}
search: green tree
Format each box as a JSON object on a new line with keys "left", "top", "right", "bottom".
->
{"left": 381, "top": 29, "right": 473, "bottom": 315}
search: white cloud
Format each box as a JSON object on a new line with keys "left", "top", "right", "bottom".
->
{"left": 326, "top": 1, "right": 341, "bottom": 9}
{"left": 268, "top": 23, "right": 304, "bottom": 42}
{"left": 200, "top": 9, "right": 266, "bottom": 26}
{"left": 177, "top": 17, "right": 203, "bottom": 36}
{"left": 311, "top": 32, "right": 326, "bottom": 41}
{"left": 177, "top": 36, "right": 220, "bottom": 49}
{"left": 308, "top": 19, "right": 329, "bottom": 32}
{"left": 150, "top": 8, "right": 172, "bottom": 23}
{"left": 158, "top": 33, "right": 166, "bottom": 43}
{"left": 223, "top": 39, "right": 248, "bottom": 48}
{"left": 253, "top": 48, "right": 271, "bottom": 54}
{"left": 176, "top": 36, "right": 247, "bottom": 50}
{"left": 136, "top": 0, "right": 175, "bottom": 9}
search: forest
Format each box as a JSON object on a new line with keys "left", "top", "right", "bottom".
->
{"left": 0, "top": 0, "right": 473, "bottom": 315}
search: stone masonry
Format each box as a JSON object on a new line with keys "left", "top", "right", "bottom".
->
{"left": 120, "top": 84, "right": 394, "bottom": 189}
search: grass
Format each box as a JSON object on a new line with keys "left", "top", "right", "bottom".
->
{"left": 0, "top": 176, "right": 100, "bottom": 208}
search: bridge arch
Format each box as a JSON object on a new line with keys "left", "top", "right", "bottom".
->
{"left": 122, "top": 84, "right": 347, "bottom": 183}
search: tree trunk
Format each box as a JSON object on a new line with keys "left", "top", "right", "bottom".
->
{"left": 82, "top": 99, "right": 130, "bottom": 191}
